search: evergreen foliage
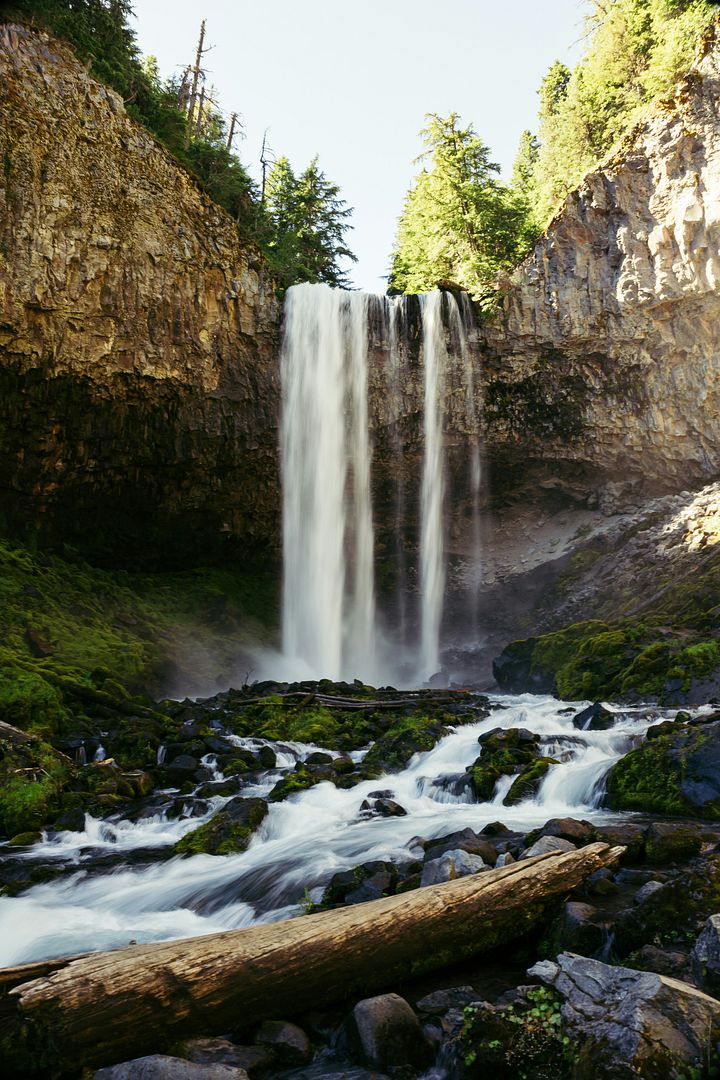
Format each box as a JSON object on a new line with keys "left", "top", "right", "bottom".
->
{"left": 7, "top": 0, "right": 356, "bottom": 290}
{"left": 388, "top": 113, "right": 539, "bottom": 304}
{"left": 263, "top": 156, "right": 356, "bottom": 288}
{"left": 519, "top": 0, "right": 718, "bottom": 222}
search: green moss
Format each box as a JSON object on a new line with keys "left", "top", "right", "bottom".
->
{"left": 268, "top": 767, "right": 322, "bottom": 803}
{"left": 361, "top": 714, "right": 453, "bottom": 773}
{"left": 174, "top": 798, "right": 268, "bottom": 855}
{"left": 504, "top": 757, "right": 559, "bottom": 806}
{"left": 0, "top": 739, "right": 75, "bottom": 837}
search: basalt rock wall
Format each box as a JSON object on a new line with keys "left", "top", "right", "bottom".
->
{"left": 0, "top": 24, "right": 280, "bottom": 567}
{"left": 482, "top": 28, "right": 720, "bottom": 502}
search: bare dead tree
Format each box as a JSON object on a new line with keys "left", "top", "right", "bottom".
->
{"left": 185, "top": 19, "right": 213, "bottom": 148}
{"left": 260, "top": 128, "right": 275, "bottom": 204}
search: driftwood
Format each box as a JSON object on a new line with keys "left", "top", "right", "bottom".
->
{"left": 0, "top": 843, "right": 622, "bottom": 1073}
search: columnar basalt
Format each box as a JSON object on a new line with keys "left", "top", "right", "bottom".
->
{"left": 0, "top": 24, "right": 280, "bottom": 566}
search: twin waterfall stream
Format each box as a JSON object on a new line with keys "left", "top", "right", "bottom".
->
{"left": 281, "top": 283, "right": 481, "bottom": 684}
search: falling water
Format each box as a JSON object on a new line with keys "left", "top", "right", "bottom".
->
{"left": 281, "top": 284, "right": 480, "bottom": 683}
{"left": 419, "top": 291, "right": 447, "bottom": 679}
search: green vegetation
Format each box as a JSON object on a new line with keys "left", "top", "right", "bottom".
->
{"left": 469, "top": 728, "right": 555, "bottom": 805}
{"left": 389, "top": 113, "right": 538, "bottom": 306}
{"left": 174, "top": 797, "right": 268, "bottom": 856}
{"left": 0, "top": 535, "right": 277, "bottom": 712}
{"left": 517, "top": 0, "right": 718, "bottom": 224}
{"left": 462, "top": 987, "right": 573, "bottom": 1078}
{"left": 0, "top": 737, "right": 75, "bottom": 838}
{"left": 7, "top": 0, "right": 355, "bottom": 290}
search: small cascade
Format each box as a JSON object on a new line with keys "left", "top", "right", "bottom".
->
{"left": 280, "top": 283, "right": 481, "bottom": 683}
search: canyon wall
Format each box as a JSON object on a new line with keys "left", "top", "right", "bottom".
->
{"left": 0, "top": 24, "right": 280, "bottom": 566}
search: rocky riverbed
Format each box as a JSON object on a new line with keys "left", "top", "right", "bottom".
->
{"left": 5, "top": 685, "right": 720, "bottom": 1076}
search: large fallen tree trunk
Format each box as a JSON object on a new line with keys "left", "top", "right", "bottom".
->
{"left": 2, "top": 843, "right": 622, "bottom": 1074}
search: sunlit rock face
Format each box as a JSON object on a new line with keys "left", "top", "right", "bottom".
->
{"left": 482, "top": 30, "right": 720, "bottom": 497}
{"left": 0, "top": 24, "right": 280, "bottom": 566}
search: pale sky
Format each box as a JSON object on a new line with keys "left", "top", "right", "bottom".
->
{"left": 131, "top": 1, "right": 590, "bottom": 291}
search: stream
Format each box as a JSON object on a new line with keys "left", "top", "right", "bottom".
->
{"left": 0, "top": 694, "right": 681, "bottom": 968}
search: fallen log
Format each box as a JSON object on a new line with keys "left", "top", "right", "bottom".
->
{"left": 2, "top": 843, "right": 623, "bottom": 1074}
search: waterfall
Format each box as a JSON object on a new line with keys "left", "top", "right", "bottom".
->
{"left": 280, "top": 283, "right": 481, "bottom": 683}
{"left": 419, "top": 292, "right": 447, "bottom": 679}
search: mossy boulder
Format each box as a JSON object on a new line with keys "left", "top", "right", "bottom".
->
{"left": 268, "top": 766, "right": 325, "bottom": 803}
{"left": 468, "top": 728, "right": 546, "bottom": 803}
{"left": 0, "top": 734, "right": 76, "bottom": 838}
{"left": 604, "top": 720, "right": 720, "bottom": 819}
{"left": 494, "top": 620, "right": 720, "bottom": 704}
{"left": 174, "top": 797, "right": 268, "bottom": 856}
{"left": 504, "top": 757, "right": 559, "bottom": 806}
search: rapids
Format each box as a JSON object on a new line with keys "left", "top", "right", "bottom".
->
{"left": 0, "top": 694, "right": 679, "bottom": 968}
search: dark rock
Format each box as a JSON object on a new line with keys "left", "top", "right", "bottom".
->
{"left": 255, "top": 1020, "right": 312, "bottom": 1066}
{"left": 373, "top": 799, "right": 407, "bottom": 818}
{"left": 530, "top": 952, "right": 720, "bottom": 1078}
{"left": 546, "top": 900, "right": 607, "bottom": 956}
{"left": 174, "top": 797, "right": 268, "bottom": 856}
{"left": 324, "top": 862, "right": 398, "bottom": 907}
{"left": 345, "top": 993, "right": 433, "bottom": 1072}
{"left": 257, "top": 746, "right": 277, "bottom": 770}
{"left": 480, "top": 821, "right": 511, "bottom": 835}
{"left": 424, "top": 828, "right": 498, "bottom": 866}
{"left": 644, "top": 822, "right": 703, "bottom": 864}
{"left": 305, "top": 752, "right": 333, "bottom": 766}
{"left": 165, "top": 755, "right": 201, "bottom": 785}
{"left": 54, "top": 807, "right": 86, "bottom": 832}
{"left": 633, "top": 880, "right": 664, "bottom": 905}
{"left": 415, "top": 986, "right": 478, "bottom": 1015}
{"left": 345, "top": 871, "right": 396, "bottom": 904}
{"left": 692, "top": 914, "right": 720, "bottom": 995}
{"left": 93, "top": 1057, "right": 248, "bottom": 1079}
{"left": 520, "top": 835, "right": 576, "bottom": 859}
{"left": 179, "top": 1040, "right": 274, "bottom": 1077}
{"left": 493, "top": 638, "right": 555, "bottom": 694}
{"left": 595, "top": 823, "right": 647, "bottom": 864}
{"left": 573, "top": 702, "right": 615, "bottom": 730}
{"left": 539, "top": 817, "right": 596, "bottom": 844}
{"left": 631, "top": 944, "right": 689, "bottom": 978}
{"left": 420, "top": 849, "right": 487, "bottom": 886}
{"left": 194, "top": 778, "right": 244, "bottom": 799}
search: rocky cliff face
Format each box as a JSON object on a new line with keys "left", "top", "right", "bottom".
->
{"left": 0, "top": 24, "right": 280, "bottom": 566}
{"left": 482, "top": 29, "right": 720, "bottom": 500}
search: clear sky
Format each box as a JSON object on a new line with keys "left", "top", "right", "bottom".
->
{"left": 130, "top": 0, "right": 590, "bottom": 291}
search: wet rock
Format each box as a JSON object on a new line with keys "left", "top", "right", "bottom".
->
{"left": 420, "top": 849, "right": 487, "bottom": 886}
{"left": 257, "top": 746, "right": 277, "bottom": 770}
{"left": 194, "top": 778, "right": 244, "bottom": 799}
{"left": 93, "top": 1056, "right": 248, "bottom": 1079}
{"left": 305, "top": 752, "right": 333, "bottom": 766}
{"left": 631, "top": 944, "right": 690, "bottom": 978}
{"left": 54, "top": 807, "right": 87, "bottom": 832}
{"left": 423, "top": 828, "right": 498, "bottom": 866}
{"left": 165, "top": 755, "right": 202, "bottom": 786}
{"left": 546, "top": 901, "right": 607, "bottom": 956}
{"left": 539, "top": 817, "right": 596, "bottom": 844}
{"left": 359, "top": 797, "right": 406, "bottom": 818}
{"left": 345, "top": 871, "right": 396, "bottom": 905}
{"left": 495, "top": 851, "right": 515, "bottom": 867}
{"left": 255, "top": 1020, "right": 312, "bottom": 1066}
{"left": 644, "top": 821, "right": 703, "bottom": 864}
{"left": 345, "top": 993, "right": 433, "bottom": 1072}
{"left": 178, "top": 1040, "right": 274, "bottom": 1077}
{"left": 583, "top": 868, "right": 620, "bottom": 897}
{"left": 415, "top": 986, "right": 478, "bottom": 1015}
{"left": 573, "top": 702, "right": 615, "bottom": 730}
{"left": 324, "top": 862, "right": 398, "bottom": 907}
{"left": 520, "top": 835, "right": 576, "bottom": 859}
{"left": 467, "top": 727, "right": 544, "bottom": 802}
{"left": 529, "top": 952, "right": 720, "bottom": 1078}
{"left": 480, "top": 820, "right": 512, "bottom": 835}
{"left": 615, "top": 877, "right": 687, "bottom": 955}
{"left": 691, "top": 914, "right": 720, "bottom": 995}
{"left": 174, "top": 797, "right": 268, "bottom": 856}
{"left": 503, "top": 756, "right": 559, "bottom": 805}
{"left": 492, "top": 638, "right": 555, "bottom": 694}
{"left": 633, "top": 880, "right": 665, "bottom": 905}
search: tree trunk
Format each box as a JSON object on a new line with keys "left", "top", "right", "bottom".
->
{"left": 2, "top": 843, "right": 622, "bottom": 1074}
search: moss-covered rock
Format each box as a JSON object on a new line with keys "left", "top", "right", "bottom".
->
{"left": 468, "top": 728, "right": 545, "bottom": 803}
{"left": 174, "top": 797, "right": 268, "bottom": 856}
{"left": 494, "top": 619, "right": 720, "bottom": 704}
{"left": 0, "top": 734, "right": 76, "bottom": 838}
{"left": 504, "top": 758, "right": 559, "bottom": 806}
{"left": 604, "top": 720, "right": 720, "bottom": 819}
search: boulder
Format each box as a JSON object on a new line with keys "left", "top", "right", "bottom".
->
{"left": 255, "top": 1020, "right": 312, "bottom": 1066}
{"left": 415, "top": 986, "right": 478, "bottom": 1016}
{"left": 178, "top": 1040, "right": 273, "bottom": 1078}
{"left": 173, "top": 798, "right": 268, "bottom": 856}
{"left": 539, "top": 817, "right": 596, "bottom": 844}
{"left": 94, "top": 1057, "right": 248, "bottom": 1080}
{"left": 631, "top": 945, "right": 690, "bottom": 978}
{"left": 492, "top": 638, "right": 555, "bottom": 694}
{"left": 546, "top": 901, "right": 607, "bottom": 956}
{"left": 345, "top": 993, "right": 433, "bottom": 1072}
{"left": 644, "top": 822, "right": 703, "bottom": 864}
{"left": 520, "top": 835, "right": 576, "bottom": 860}
{"left": 530, "top": 952, "right": 720, "bottom": 1078}
{"left": 691, "top": 913, "right": 720, "bottom": 995}
{"left": 423, "top": 828, "right": 498, "bottom": 866}
{"left": 573, "top": 702, "right": 615, "bottom": 731}
{"left": 420, "top": 849, "right": 487, "bottom": 886}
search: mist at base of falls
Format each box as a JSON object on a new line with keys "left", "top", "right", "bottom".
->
{"left": 280, "top": 282, "right": 483, "bottom": 687}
